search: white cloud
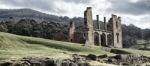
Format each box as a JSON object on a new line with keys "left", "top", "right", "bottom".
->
{"left": 52, "top": 0, "right": 87, "bottom": 17}
{"left": 130, "top": 0, "right": 139, "bottom": 3}
{"left": 121, "top": 14, "right": 150, "bottom": 29}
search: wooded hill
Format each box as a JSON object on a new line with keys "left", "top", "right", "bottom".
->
{"left": 0, "top": 8, "right": 150, "bottom": 48}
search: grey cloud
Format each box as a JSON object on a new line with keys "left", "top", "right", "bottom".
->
{"left": 107, "top": 0, "right": 150, "bottom": 15}
{"left": 0, "top": 0, "right": 67, "bottom": 13}
{"left": 63, "top": 0, "right": 91, "bottom": 4}
{"left": 0, "top": 0, "right": 91, "bottom": 14}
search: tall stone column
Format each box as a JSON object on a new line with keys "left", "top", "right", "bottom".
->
{"left": 98, "top": 33, "right": 101, "bottom": 46}
{"left": 69, "top": 21, "right": 75, "bottom": 42}
{"left": 118, "top": 17, "right": 123, "bottom": 48}
{"left": 105, "top": 34, "right": 108, "bottom": 46}
{"left": 84, "top": 7, "right": 94, "bottom": 46}
{"left": 104, "top": 17, "right": 107, "bottom": 31}
{"left": 96, "top": 15, "right": 99, "bottom": 30}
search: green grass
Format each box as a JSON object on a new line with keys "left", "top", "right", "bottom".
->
{"left": 0, "top": 32, "right": 113, "bottom": 62}
{"left": 0, "top": 32, "right": 150, "bottom": 63}
{"left": 132, "top": 40, "right": 150, "bottom": 49}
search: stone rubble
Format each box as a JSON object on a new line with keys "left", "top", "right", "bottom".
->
{"left": 1, "top": 54, "right": 150, "bottom": 66}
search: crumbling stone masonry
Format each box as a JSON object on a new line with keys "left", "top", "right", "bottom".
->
{"left": 84, "top": 7, "right": 94, "bottom": 46}
{"left": 94, "top": 16, "right": 110, "bottom": 47}
{"left": 84, "top": 7, "right": 122, "bottom": 48}
{"left": 68, "top": 7, "right": 122, "bottom": 48}
{"left": 107, "top": 15, "right": 122, "bottom": 48}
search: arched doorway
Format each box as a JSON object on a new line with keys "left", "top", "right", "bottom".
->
{"left": 94, "top": 32, "right": 99, "bottom": 46}
{"left": 101, "top": 33, "right": 107, "bottom": 47}
{"left": 107, "top": 34, "right": 112, "bottom": 47}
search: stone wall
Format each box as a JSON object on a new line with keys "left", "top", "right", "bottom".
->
{"left": 108, "top": 15, "right": 122, "bottom": 48}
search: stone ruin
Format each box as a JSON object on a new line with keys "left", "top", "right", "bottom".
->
{"left": 69, "top": 7, "right": 122, "bottom": 48}
{"left": 1, "top": 54, "right": 150, "bottom": 66}
{"left": 84, "top": 7, "right": 94, "bottom": 46}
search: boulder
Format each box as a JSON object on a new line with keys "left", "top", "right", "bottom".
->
{"left": 98, "top": 54, "right": 108, "bottom": 58}
{"left": 0, "top": 62, "right": 12, "bottom": 66}
{"left": 86, "top": 54, "right": 97, "bottom": 60}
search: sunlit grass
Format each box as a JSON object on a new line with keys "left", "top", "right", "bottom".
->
{"left": 117, "top": 48, "right": 150, "bottom": 57}
{"left": 1, "top": 32, "right": 149, "bottom": 63}
{"left": 0, "top": 32, "right": 113, "bottom": 62}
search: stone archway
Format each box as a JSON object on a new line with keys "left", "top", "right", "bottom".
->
{"left": 101, "top": 33, "right": 107, "bottom": 47}
{"left": 94, "top": 32, "right": 99, "bottom": 46}
{"left": 107, "top": 34, "right": 112, "bottom": 47}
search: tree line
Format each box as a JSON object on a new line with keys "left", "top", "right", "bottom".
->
{"left": 0, "top": 18, "right": 69, "bottom": 41}
{"left": 0, "top": 18, "right": 150, "bottom": 48}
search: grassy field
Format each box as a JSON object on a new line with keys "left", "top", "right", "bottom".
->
{"left": 116, "top": 48, "right": 150, "bottom": 56}
{"left": 131, "top": 40, "right": 150, "bottom": 49}
{"left": 0, "top": 32, "right": 113, "bottom": 62}
{"left": 0, "top": 32, "right": 150, "bottom": 63}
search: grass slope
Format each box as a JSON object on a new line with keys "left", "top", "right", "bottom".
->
{"left": 0, "top": 32, "right": 149, "bottom": 63}
{"left": 0, "top": 32, "right": 113, "bottom": 62}
{"left": 130, "top": 40, "right": 150, "bottom": 49}
{"left": 116, "top": 48, "right": 150, "bottom": 56}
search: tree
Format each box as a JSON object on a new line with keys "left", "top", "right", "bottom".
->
{"left": 0, "top": 22, "right": 8, "bottom": 32}
{"left": 122, "top": 24, "right": 141, "bottom": 48}
{"left": 14, "top": 19, "right": 33, "bottom": 36}
{"left": 0, "top": 24, "right": 8, "bottom": 32}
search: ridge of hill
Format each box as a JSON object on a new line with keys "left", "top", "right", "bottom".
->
{"left": 0, "top": 8, "right": 63, "bottom": 22}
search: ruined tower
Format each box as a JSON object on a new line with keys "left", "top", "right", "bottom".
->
{"left": 84, "top": 7, "right": 94, "bottom": 46}
{"left": 108, "top": 15, "right": 122, "bottom": 48}
{"left": 69, "top": 21, "right": 75, "bottom": 42}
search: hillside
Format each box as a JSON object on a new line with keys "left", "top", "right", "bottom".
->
{"left": 0, "top": 32, "right": 113, "bottom": 62}
{"left": 0, "top": 8, "right": 62, "bottom": 22}
{"left": 0, "top": 8, "right": 84, "bottom": 25}
{"left": 0, "top": 32, "right": 150, "bottom": 66}
{"left": 0, "top": 8, "right": 150, "bottom": 49}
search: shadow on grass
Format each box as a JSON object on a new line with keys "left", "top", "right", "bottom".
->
{"left": 139, "top": 48, "right": 150, "bottom": 51}
{"left": 110, "top": 49, "right": 132, "bottom": 54}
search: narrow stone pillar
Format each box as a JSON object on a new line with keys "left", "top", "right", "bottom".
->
{"left": 69, "top": 21, "right": 75, "bottom": 42}
{"left": 84, "top": 7, "right": 94, "bottom": 46}
{"left": 104, "top": 17, "right": 107, "bottom": 31}
{"left": 96, "top": 15, "right": 99, "bottom": 30}
{"left": 105, "top": 34, "right": 108, "bottom": 46}
{"left": 99, "top": 21, "right": 101, "bottom": 30}
{"left": 98, "top": 33, "right": 101, "bottom": 46}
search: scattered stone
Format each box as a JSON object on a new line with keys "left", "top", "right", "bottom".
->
{"left": 78, "top": 62, "right": 90, "bottom": 66}
{"left": 0, "top": 62, "right": 12, "bottom": 66}
{"left": 1, "top": 54, "right": 150, "bottom": 66}
{"left": 98, "top": 54, "right": 108, "bottom": 58}
{"left": 86, "top": 54, "right": 97, "bottom": 60}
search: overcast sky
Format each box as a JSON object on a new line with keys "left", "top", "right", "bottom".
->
{"left": 0, "top": 0, "right": 150, "bottom": 29}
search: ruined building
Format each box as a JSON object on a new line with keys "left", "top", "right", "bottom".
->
{"left": 69, "top": 7, "right": 122, "bottom": 48}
